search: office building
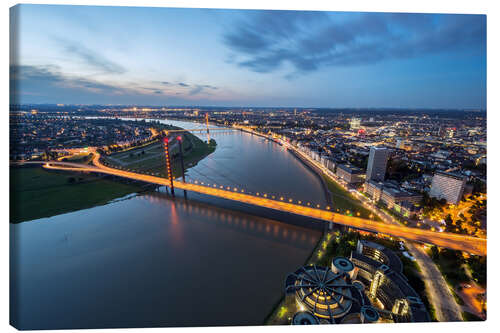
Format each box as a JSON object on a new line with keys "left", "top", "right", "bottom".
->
{"left": 350, "top": 240, "right": 430, "bottom": 322}
{"left": 429, "top": 171, "right": 467, "bottom": 205}
{"left": 366, "top": 147, "right": 391, "bottom": 181}
{"left": 380, "top": 187, "right": 422, "bottom": 209}
{"left": 364, "top": 180, "right": 385, "bottom": 201}
{"left": 336, "top": 164, "right": 364, "bottom": 184}
{"left": 285, "top": 258, "right": 379, "bottom": 324}
{"left": 365, "top": 180, "right": 422, "bottom": 209}
{"left": 285, "top": 241, "right": 430, "bottom": 324}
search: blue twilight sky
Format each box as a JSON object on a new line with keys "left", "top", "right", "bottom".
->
{"left": 10, "top": 4, "right": 486, "bottom": 109}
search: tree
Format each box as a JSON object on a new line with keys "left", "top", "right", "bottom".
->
{"left": 429, "top": 246, "right": 439, "bottom": 260}
{"left": 444, "top": 214, "right": 454, "bottom": 231}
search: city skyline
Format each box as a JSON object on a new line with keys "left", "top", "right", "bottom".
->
{"left": 9, "top": 4, "right": 488, "bottom": 328}
{"left": 10, "top": 5, "right": 486, "bottom": 109}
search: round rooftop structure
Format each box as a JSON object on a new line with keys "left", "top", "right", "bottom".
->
{"left": 331, "top": 257, "right": 355, "bottom": 275}
{"left": 286, "top": 265, "right": 357, "bottom": 321}
{"left": 292, "top": 311, "right": 320, "bottom": 325}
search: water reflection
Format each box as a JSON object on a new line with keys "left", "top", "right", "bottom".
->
{"left": 12, "top": 191, "right": 323, "bottom": 329}
{"left": 141, "top": 191, "right": 318, "bottom": 249}
{"left": 12, "top": 117, "right": 329, "bottom": 329}
{"left": 154, "top": 119, "right": 329, "bottom": 207}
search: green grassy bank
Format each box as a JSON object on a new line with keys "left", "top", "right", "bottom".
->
{"left": 321, "top": 175, "right": 381, "bottom": 221}
{"left": 10, "top": 167, "right": 145, "bottom": 223}
{"left": 103, "top": 133, "right": 216, "bottom": 179}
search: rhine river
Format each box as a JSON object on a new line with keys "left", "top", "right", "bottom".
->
{"left": 10, "top": 119, "right": 329, "bottom": 329}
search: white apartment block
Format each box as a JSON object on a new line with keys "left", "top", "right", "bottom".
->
{"left": 429, "top": 171, "right": 466, "bottom": 205}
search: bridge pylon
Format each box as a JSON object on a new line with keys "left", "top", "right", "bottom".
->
{"left": 205, "top": 113, "right": 211, "bottom": 143}
{"left": 176, "top": 135, "right": 188, "bottom": 199}
{"left": 162, "top": 132, "right": 175, "bottom": 197}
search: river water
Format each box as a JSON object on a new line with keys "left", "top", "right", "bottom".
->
{"left": 10, "top": 119, "right": 329, "bottom": 329}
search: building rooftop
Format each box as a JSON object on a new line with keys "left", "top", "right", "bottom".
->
{"left": 337, "top": 164, "right": 363, "bottom": 174}
{"left": 434, "top": 171, "right": 466, "bottom": 181}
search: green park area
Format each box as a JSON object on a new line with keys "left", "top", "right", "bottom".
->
{"left": 10, "top": 167, "right": 144, "bottom": 223}
{"left": 10, "top": 132, "right": 216, "bottom": 223}
{"left": 427, "top": 246, "right": 486, "bottom": 288}
{"left": 103, "top": 132, "right": 216, "bottom": 179}
{"left": 427, "top": 245, "right": 486, "bottom": 320}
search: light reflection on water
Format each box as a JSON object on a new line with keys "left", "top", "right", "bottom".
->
{"left": 11, "top": 118, "right": 329, "bottom": 329}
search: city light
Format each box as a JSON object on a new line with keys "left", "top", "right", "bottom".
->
{"left": 11, "top": 24, "right": 487, "bottom": 327}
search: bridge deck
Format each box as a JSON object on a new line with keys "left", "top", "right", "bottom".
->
{"left": 26, "top": 158, "right": 486, "bottom": 256}
{"left": 165, "top": 128, "right": 236, "bottom": 133}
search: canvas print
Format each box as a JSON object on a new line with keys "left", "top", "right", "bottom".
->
{"left": 9, "top": 4, "right": 486, "bottom": 330}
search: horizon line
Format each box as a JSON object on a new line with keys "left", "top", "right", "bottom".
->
{"left": 10, "top": 103, "right": 486, "bottom": 112}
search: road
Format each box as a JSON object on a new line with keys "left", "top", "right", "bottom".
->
{"left": 18, "top": 141, "right": 483, "bottom": 321}
{"left": 253, "top": 132, "right": 468, "bottom": 322}
{"left": 457, "top": 265, "right": 486, "bottom": 319}
{"left": 15, "top": 151, "right": 486, "bottom": 256}
{"left": 407, "top": 243, "right": 463, "bottom": 321}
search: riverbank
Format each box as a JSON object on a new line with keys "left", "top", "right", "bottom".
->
{"left": 10, "top": 125, "right": 217, "bottom": 223}
{"left": 102, "top": 131, "right": 216, "bottom": 179}
{"left": 10, "top": 166, "right": 148, "bottom": 223}
{"left": 287, "top": 148, "right": 332, "bottom": 205}
{"left": 240, "top": 127, "right": 333, "bottom": 206}
{"left": 240, "top": 127, "right": 377, "bottom": 220}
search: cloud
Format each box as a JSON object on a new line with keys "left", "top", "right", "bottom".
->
{"left": 10, "top": 65, "right": 131, "bottom": 103}
{"left": 156, "top": 81, "right": 218, "bottom": 95}
{"left": 10, "top": 65, "right": 223, "bottom": 104}
{"left": 53, "top": 37, "right": 126, "bottom": 74}
{"left": 223, "top": 12, "right": 486, "bottom": 77}
{"left": 188, "top": 84, "right": 218, "bottom": 96}
{"left": 163, "top": 81, "right": 219, "bottom": 95}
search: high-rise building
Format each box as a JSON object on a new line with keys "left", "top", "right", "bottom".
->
{"left": 429, "top": 171, "right": 467, "bottom": 205}
{"left": 366, "top": 147, "right": 391, "bottom": 181}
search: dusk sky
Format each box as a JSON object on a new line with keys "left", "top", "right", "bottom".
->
{"left": 10, "top": 4, "right": 486, "bottom": 109}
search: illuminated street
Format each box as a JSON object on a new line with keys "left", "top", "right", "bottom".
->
{"left": 9, "top": 5, "right": 488, "bottom": 329}
{"left": 21, "top": 150, "right": 485, "bottom": 256}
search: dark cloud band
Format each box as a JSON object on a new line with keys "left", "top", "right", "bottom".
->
{"left": 223, "top": 12, "right": 486, "bottom": 77}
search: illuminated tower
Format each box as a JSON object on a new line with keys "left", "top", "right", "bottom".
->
{"left": 205, "top": 113, "right": 210, "bottom": 143}
{"left": 162, "top": 133, "right": 175, "bottom": 196}
{"left": 350, "top": 118, "right": 361, "bottom": 130}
